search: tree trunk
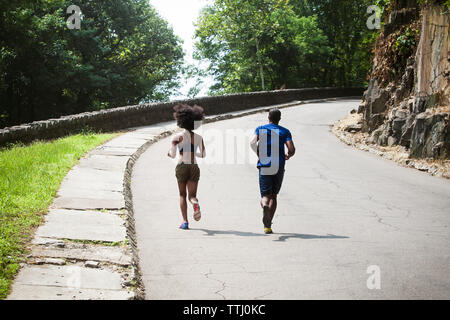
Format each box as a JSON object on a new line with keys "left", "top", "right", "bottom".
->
{"left": 255, "top": 38, "right": 265, "bottom": 91}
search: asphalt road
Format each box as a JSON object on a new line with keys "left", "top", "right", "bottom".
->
{"left": 131, "top": 99, "right": 450, "bottom": 299}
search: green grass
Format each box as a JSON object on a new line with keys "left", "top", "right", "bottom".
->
{"left": 0, "top": 132, "right": 118, "bottom": 299}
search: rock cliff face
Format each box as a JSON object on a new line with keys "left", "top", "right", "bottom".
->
{"left": 359, "top": 0, "right": 449, "bottom": 159}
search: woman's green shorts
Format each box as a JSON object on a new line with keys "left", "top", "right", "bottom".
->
{"left": 175, "top": 163, "right": 200, "bottom": 182}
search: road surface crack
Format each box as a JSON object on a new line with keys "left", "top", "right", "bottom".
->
{"left": 254, "top": 292, "right": 273, "bottom": 299}
{"left": 204, "top": 269, "right": 227, "bottom": 300}
{"left": 370, "top": 210, "right": 400, "bottom": 231}
{"left": 314, "top": 168, "right": 341, "bottom": 189}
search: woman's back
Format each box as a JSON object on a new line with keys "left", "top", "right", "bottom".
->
{"left": 176, "top": 130, "right": 204, "bottom": 164}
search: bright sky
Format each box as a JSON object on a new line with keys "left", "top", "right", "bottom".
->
{"left": 150, "top": 0, "right": 214, "bottom": 99}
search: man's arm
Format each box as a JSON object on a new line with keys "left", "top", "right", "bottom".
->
{"left": 285, "top": 140, "right": 295, "bottom": 160}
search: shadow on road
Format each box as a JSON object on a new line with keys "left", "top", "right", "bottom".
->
{"left": 190, "top": 228, "right": 267, "bottom": 237}
{"left": 274, "top": 233, "right": 349, "bottom": 242}
{"left": 190, "top": 228, "right": 349, "bottom": 242}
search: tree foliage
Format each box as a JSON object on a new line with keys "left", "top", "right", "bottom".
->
{"left": 291, "top": 0, "right": 375, "bottom": 86}
{"left": 194, "top": 0, "right": 376, "bottom": 94}
{"left": 0, "top": 0, "right": 184, "bottom": 127}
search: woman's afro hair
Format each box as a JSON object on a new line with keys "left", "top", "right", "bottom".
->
{"left": 173, "top": 104, "right": 205, "bottom": 131}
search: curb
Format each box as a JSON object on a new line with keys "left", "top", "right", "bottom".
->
{"left": 123, "top": 131, "right": 173, "bottom": 300}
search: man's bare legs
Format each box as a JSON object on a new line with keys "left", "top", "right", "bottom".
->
{"left": 268, "top": 195, "right": 277, "bottom": 223}
{"left": 260, "top": 196, "right": 270, "bottom": 209}
{"left": 260, "top": 194, "right": 277, "bottom": 228}
{"left": 177, "top": 181, "right": 188, "bottom": 223}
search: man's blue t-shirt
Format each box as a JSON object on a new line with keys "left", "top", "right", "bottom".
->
{"left": 255, "top": 123, "right": 292, "bottom": 169}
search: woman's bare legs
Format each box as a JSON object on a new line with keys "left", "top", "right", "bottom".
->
{"left": 188, "top": 180, "right": 201, "bottom": 221}
{"left": 187, "top": 180, "right": 199, "bottom": 205}
{"left": 177, "top": 181, "right": 188, "bottom": 222}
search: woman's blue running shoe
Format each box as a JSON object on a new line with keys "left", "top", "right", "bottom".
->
{"left": 179, "top": 222, "right": 189, "bottom": 230}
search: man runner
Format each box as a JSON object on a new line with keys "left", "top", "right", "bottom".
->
{"left": 250, "top": 109, "right": 296, "bottom": 234}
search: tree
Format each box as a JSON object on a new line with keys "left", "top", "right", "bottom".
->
{"left": 0, "top": 0, "right": 184, "bottom": 127}
{"left": 290, "top": 0, "right": 375, "bottom": 86}
{"left": 194, "top": 0, "right": 332, "bottom": 94}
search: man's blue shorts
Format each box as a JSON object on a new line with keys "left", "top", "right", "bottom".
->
{"left": 258, "top": 168, "right": 285, "bottom": 197}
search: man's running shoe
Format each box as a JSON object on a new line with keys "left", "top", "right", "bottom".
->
{"left": 193, "top": 203, "right": 201, "bottom": 221}
{"left": 262, "top": 205, "right": 270, "bottom": 228}
{"left": 264, "top": 227, "right": 273, "bottom": 234}
{"left": 179, "top": 222, "right": 189, "bottom": 230}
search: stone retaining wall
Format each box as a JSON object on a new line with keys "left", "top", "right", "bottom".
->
{"left": 358, "top": 2, "right": 449, "bottom": 159}
{"left": 0, "top": 87, "right": 363, "bottom": 146}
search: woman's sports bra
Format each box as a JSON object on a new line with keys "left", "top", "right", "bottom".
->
{"left": 178, "top": 142, "right": 195, "bottom": 153}
{"left": 177, "top": 130, "right": 201, "bottom": 164}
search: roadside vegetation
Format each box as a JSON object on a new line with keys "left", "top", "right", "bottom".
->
{"left": 0, "top": 0, "right": 183, "bottom": 128}
{"left": 0, "top": 132, "right": 117, "bottom": 299}
{"left": 194, "top": 0, "right": 379, "bottom": 94}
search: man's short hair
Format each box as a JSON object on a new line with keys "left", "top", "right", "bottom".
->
{"left": 268, "top": 108, "right": 281, "bottom": 123}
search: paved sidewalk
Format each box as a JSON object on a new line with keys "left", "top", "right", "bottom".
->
{"left": 7, "top": 122, "right": 177, "bottom": 300}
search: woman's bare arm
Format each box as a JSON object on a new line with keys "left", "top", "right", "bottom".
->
{"left": 168, "top": 135, "right": 182, "bottom": 158}
{"left": 195, "top": 136, "right": 206, "bottom": 158}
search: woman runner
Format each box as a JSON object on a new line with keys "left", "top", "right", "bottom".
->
{"left": 168, "top": 104, "right": 206, "bottom": 230}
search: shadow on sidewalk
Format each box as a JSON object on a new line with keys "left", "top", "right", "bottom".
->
{"left": 190, "top": 228, "right": 349, "bottom": 242}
